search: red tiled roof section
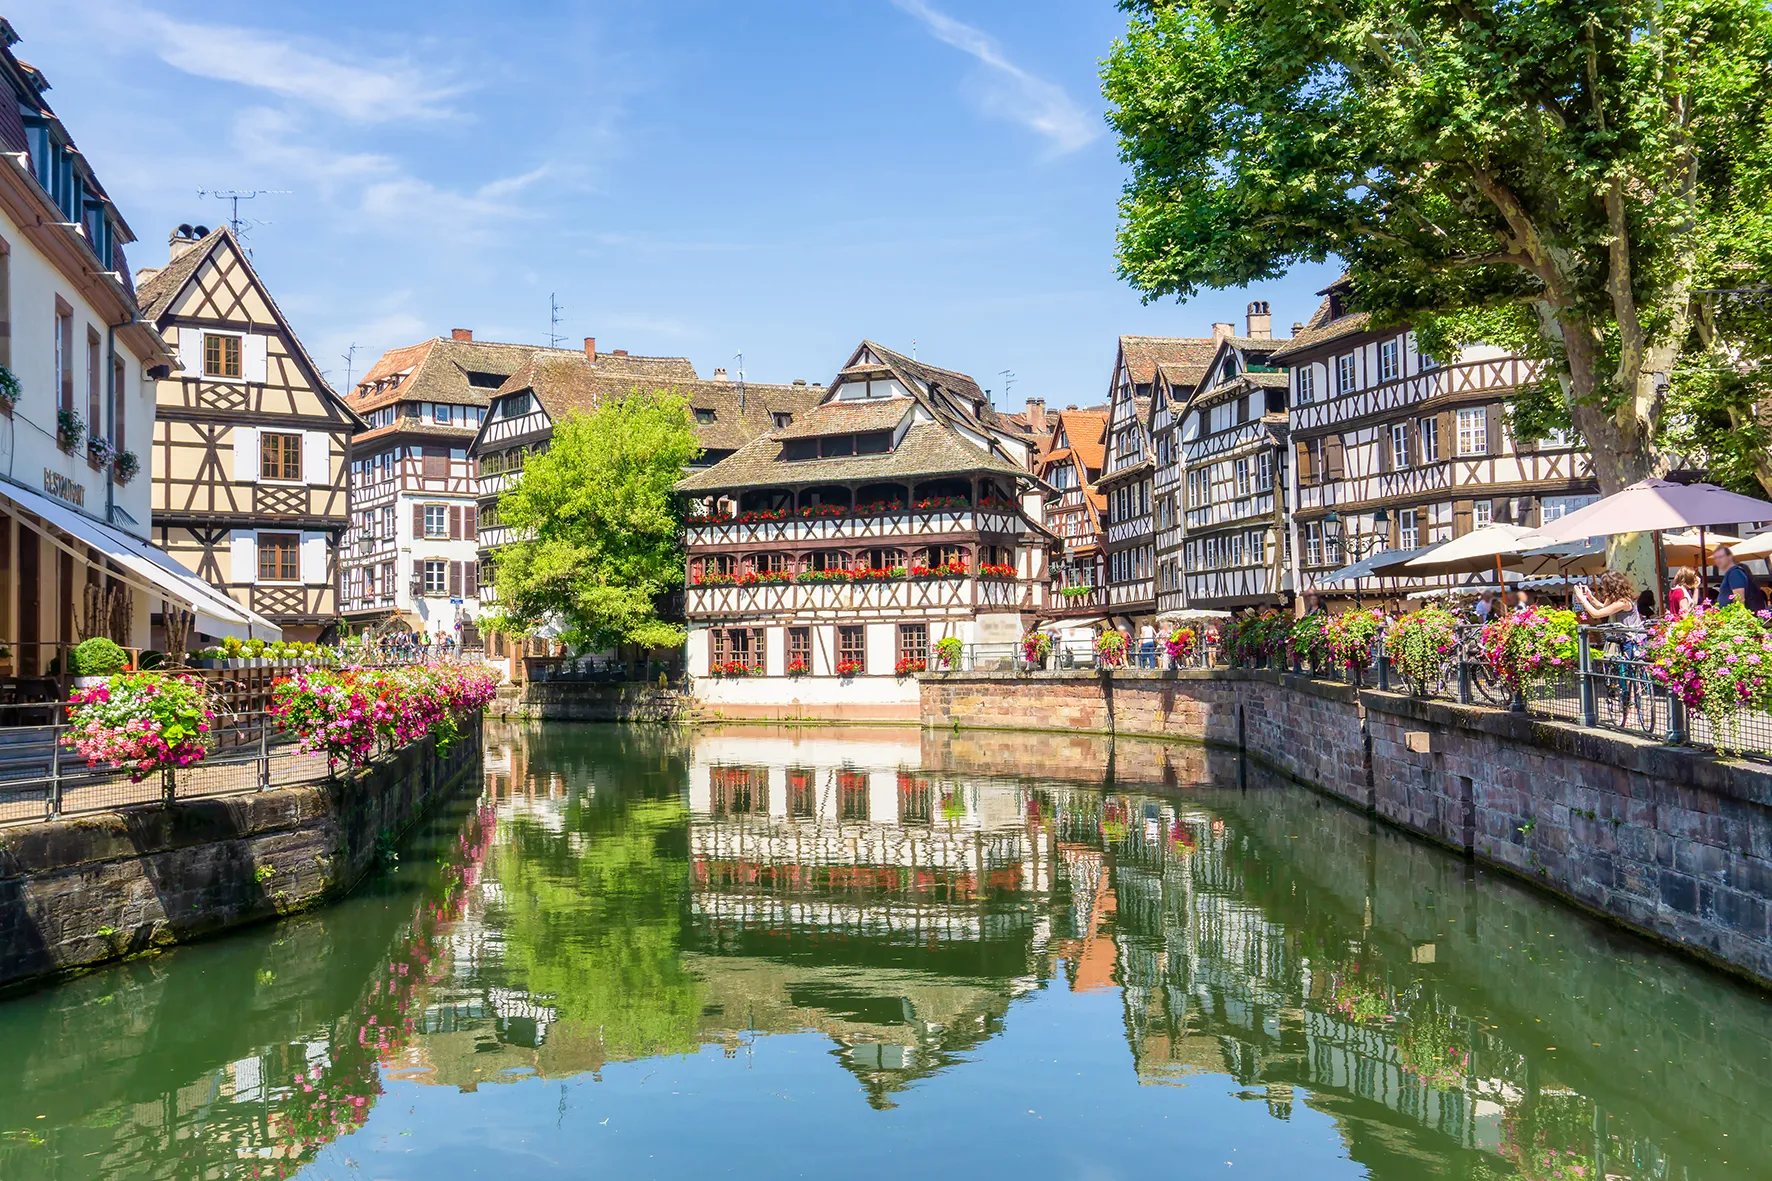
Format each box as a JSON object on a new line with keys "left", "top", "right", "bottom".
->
{"left": 1041, "top": 407, "right": 1108, "bottom": 477}
{"left": 1119, "top": 336, "right": 1219, "bottom": 387}
{"left": 775, "top": 397, "right": 912, "bottom": 439}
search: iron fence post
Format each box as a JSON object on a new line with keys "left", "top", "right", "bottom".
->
{"left": 1377, "top": 646, "right": 1391, "bottom": 692}
{"left": 1668, "top": 693, "right": 1689, "bottom": 745}
{"left": 1457, "top": 641, "right": 1472, "bottom": 705}
{"left": 1577, "top": 627, "right": 1599, "bottom": 728}
{"left": 258, "top": 718, "right": 270, "bottom": 791}
{"left": 48, "top": 729, "right": 61, "bottom": 821}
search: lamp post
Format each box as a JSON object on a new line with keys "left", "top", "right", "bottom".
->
{"left": 1324, "top": 508, "right": 1391, "bottom": 607}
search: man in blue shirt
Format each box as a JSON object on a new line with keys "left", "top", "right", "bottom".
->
{"left": 1714, "top": 545, "right": 1765, "bottom": 611}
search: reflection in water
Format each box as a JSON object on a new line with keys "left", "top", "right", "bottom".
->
{"left": 2, "top": 723, "right": 1771, "bottom": 1179}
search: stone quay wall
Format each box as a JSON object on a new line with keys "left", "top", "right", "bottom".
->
{"left": 0, "top": 718, "right": 484, "bottom": 991}
{"left": 486, "top": 682, "right": 691, "bottom": 723}
{"left": 920, "top": 670, "right": 1772, "bottom": 988}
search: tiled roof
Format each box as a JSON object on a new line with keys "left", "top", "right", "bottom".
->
{"left": 348, "top": 338, "right": 661, "bottom": 414}
{"left": 1120, "top": 336, "right": 1219, "bottom": 387}
{"left": 494, "top": 353, "right": 820, "bottom": 455}
{"left": 675, "top": 419, "right": 1033, "bottom": 494}
{"left": 1041, "top": 407, "right": 1108, "bottom": 478}
{"left": 1269, "top": 281, "right": 1376, "bottom": 362}
{"left": 775, "top": 397, "right": 913, "bottom": 440}
{"left": 135, "top": 227, "right": 227, "bottom": 319}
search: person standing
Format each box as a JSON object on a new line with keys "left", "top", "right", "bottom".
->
{"left": 1668, "top": 567, "right": 1700, "bottom": 616}
{"left": 1714, "top": 545, "right": 1766, "bottom": 610}
{"left": 1473, "top": 589, "right": 1496, "bottom": 622}
{"left": 1139, "top": 621, "right": 1157, "bottom": 669}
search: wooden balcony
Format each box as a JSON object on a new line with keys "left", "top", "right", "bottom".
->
{"left": 686, "top": 576, "right": 1026, "bottom": 619}
{"left": 686, "top": 507, "right": 1027, "bottom": 549}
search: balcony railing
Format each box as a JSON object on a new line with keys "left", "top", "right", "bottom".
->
{"left": 686, "top": 506, "right": 1026, "bottom": 547}
{"left": 687, "top": 575, "right": 1025, "bottom": 616}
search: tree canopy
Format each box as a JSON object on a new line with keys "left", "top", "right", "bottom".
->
{"left": 1103, "top": 0, "right": 1772, "bottom": 493}
{"left": 485, "top": 388, "right": 700, "bottom": 652}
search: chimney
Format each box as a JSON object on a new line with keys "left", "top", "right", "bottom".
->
{"left": 167, "top": 224, "right": 201, "bottom": 262}
{"left": 712, "top": 367, "right": 729, "bottom": 381}
{"left": 1292, "top": 321, "right": 1304, "bottom": 336}
{"left": 1246, "top": 300, "right": 1272, "bottom": 340}
{"left": 451, "top": 328, "right": 473, "bottom": 342}
{"left": 611, "top": 349, "right": 628, "bottom": 357}
{"left": 583, "top": 336, "right": 596, "bottom": 361}
{"left": 1212, "top": 321, "right": 1235, "bottom": 340}
{"left": 1025, "top": 397, "right": 1047, "bottom": 428}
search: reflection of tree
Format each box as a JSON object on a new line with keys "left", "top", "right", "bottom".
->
{"left": 489, "top": 793, "right": 703, "bottom": 1062}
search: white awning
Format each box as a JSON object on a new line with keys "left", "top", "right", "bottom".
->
{"left": 0, "top": 478, "right": 281, "bottom": 641}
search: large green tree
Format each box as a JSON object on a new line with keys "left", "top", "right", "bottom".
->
{"left": 1103, "top": 0, "right": 1772, "bottom": 494}
{"left": 486, "top": 388, "right": 700, "bottom": 651}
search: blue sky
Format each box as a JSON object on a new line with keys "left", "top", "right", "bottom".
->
{"left": 19, "top": 0, "right": 1338, "bottom": 404}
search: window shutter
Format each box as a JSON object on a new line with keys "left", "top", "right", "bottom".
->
{"left": 229, "top": 529, "right": 257, "bottom": 585}
{"left": 1378, "top": 428, "right": 1392, "bottom": 474}
{"left": 449, "top": 505, "right": 463, "bottom": 540}
{"left": 411, "top": 556, "right": 424, "bottom": 597}
{"left": 1296, "top": 440, "right": 1314, "bottom": 485}
{"left": 413, "top": 503, "right": 424, "bottom": 537}
{"left": 304, "top": 430, "right": 329, "bottom": 486}
{"left": 449, "top": 560, "right": 463, "bottom": 598}
{"left": 465, "top": 561, "right": 479, "bottom": 598}
{"left": 234, "top": 426, "right": 260, "bottom": 482}
{"left": 243, "top": 333, "right": 268, "bottom": 383}
{"left": 1485, "top": 406, "right": 1502, "bottom": 455}
{"left": 179, "top": 328, "right": 206, "bottom": 379}
{"left": 1436, "top": 410, "right": 1454, "bottom": 461}
{"left": 1325, "top": 434, "right": 1345, "bottom": 481}
{"left": 466, "top": 504, "right": 477, "bottom": 538}
{"left": 300, "top": 532, "right": 325, "bottom": 584}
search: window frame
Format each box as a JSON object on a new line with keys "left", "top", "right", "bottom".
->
{"left": 1378, "top": 339, "right": 1400, "bottom": 383}
{"left": 203, "top": 332, "right": 243, "bottom": 380}
{"left": 1390, "top": 422, "right": 1410, "bottom": 470}
{"left": 423, "top": 505, "right": 448, "bottom": 538}
{"left": 257, "top": 532, "right": 300, "bottom": 583}
{"left": 897, "top": 622, "right": 928, "bottom": 669}
{"left": 423, "top": 559, "right": 448, "bottom": 596}
{"left": 260, "top": 431, "right": 303, "bottom": 481}
{"left": 838, "top": 624, "right": 866, "bottom": 672}
{"left": 1456, "top": 407, "right": 1489, "bottom": 457}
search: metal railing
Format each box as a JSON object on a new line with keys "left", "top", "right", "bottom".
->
{"left": 937, "top": 639, "right": 1216, "bottom": 674}
{"left": 0, "top": 702, "right": 330, "bottom": 827}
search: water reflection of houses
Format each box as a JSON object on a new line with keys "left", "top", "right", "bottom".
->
{"left": 685, "top": 729, "right": 1060, "bottom": 1106}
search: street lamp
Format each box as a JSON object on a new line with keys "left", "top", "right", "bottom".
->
{"left": 1323, "top": 507, "right": 1391, "bottom": 563}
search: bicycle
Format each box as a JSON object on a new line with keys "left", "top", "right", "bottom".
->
{"left": 1596, "top": 642, "right": 1660, "bottom": 736}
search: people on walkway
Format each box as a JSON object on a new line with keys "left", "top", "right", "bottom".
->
{"left": 1714, "top": 545, "right": 1767, "bottom": 611}
{"left": 1576, "top": 571, "right": 1644, "bottom": 636}
{"left": 1473, "top": 589, "right": 1496, "bottom": 622}
{"left": 1139, "top": 621, "right": 1157, "bottom": 669}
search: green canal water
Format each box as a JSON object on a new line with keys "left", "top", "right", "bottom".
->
{"left": 3, "top": 722, "right": 1771, "bottom": 1180}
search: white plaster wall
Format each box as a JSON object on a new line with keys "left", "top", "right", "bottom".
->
{"left": 865, "top": 622, "right": 895, "bottom": 675}
{"left": 690, "top": 674, "right": 920, "bottom": 712}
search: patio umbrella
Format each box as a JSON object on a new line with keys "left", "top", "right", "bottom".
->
{"left": 1402, "top": 524, "right": 1541, "bottom": 578}
{"left": 1316, "top": 546, "right": 1433, "bottom": 586}
{"left": 1724, "top": 531, "right": 1772, "bottom": 560}
{"left": 1527, "top": 479, "right": 1772, "bottom": 543}
{"left": 1662, "top": 530, "right": 1744, "bottom": 564}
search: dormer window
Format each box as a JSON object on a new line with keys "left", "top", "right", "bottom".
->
{"left": 433, "top": 403, "right": 452, "bottom": 425}
{"left": 500, "top": 393, "right": 532, "bottom": 418}
{"left": 772, "top": 412, "right": 793, "bottom": 428}
{"left": 694, "top": 408, "right": 717, "bottom": 424}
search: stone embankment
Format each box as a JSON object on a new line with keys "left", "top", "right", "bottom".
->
{"left": 486, "top": 682, "right": 691, "bottom": 723}
{"left": 922, "top": 670, "right": 1772, "bottom": 988}
{"left": 0, "top": 721, "right": 483, "bottom": 991}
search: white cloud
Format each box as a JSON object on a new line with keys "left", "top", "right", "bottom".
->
{"left": 135, "top": 7, "right": 457, "bottom": 123}
{"left": 890, "top": 0, "right": 1099, "bottom": 154}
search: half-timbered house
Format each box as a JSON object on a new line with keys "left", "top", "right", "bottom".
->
{"left": 672, "top": 341, "right": 1047, "bottom": 721}
{"left": 1276, "top": 277, "right": 1597, "bottom": 597}
{"left": 137, "top": 226, "right": 361, "bottom": 642}
{"left": 1038, "top": 406, "right": 1109, "bottom": 610}
{"left": 0, "top": 23, "right": 284, "bottom": 678}
{"left": 1170, "top": 325, "right": 1292, "bottom": 610}
{"left": 468, "top": 347, "right": 820, "bottom": 677}
{"left": 338, "top": 331, "right": 614, "bottom": 642}
{"left": 1099, "top": 334, "right": 1217, "bottom": 629}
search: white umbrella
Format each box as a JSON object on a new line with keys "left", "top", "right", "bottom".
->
{"left": 1528, "top": 479, "right": 1772, "bottom": 544}
{"left": 1402, "top": 524, "right": 1540, "bottom": 577}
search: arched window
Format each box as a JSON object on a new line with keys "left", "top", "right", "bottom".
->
{"left": 748, "top": 552, "right": 787, "bottom": 575}
{"left": 808, "top": 550, "right": 848, "bottom": 572}
{"left": 859, "top": 548, "right": 904, "bottom": 571}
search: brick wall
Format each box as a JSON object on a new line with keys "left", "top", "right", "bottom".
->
{"left": 922, "top": 670, "right": 1772, "bottom": 988}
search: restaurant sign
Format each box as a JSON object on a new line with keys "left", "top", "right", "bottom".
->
{"left": 43, "top": 469, "right": 85, "bottom": 508}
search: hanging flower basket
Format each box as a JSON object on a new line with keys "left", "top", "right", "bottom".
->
{"left": 1384, "top": 606, "right": 1459, "bottom": 696}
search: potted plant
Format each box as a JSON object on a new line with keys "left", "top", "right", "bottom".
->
{"left": 1164, "top": 625, "right": 1197, "bottom": 666}
{"left": 934, "top": 636, "right": 963, "bottom": 671}
{"left": 1647, "top": 601, "right": 1772, "bottom": 749}
{"left": 113, "top": 450, "right": 140, "bottom": 485}
{"left": 1289, "top": 612, "right": 1331, "bottom": 674}
{"left": 220, "top": 636, "right": 246, "bottom": 668}
{"left": 56, "top": 408, "right": 85, "bottom": 452}
{"left": 1326, "top": 608, "right": 1387, "bottom": 684}
{"left": 70, "top": 637, "right": 129, "bottom": 686}
{"left": 1095, "top": 630, "right": 1129, "bottom": 669}
{"left": 88, "top": 435, "right": 117, "bottom": 471}
{"left": 61, "top": 672, "right": 214, "bottom": 781}
{"left": 0, "top": 643, "right": 11, "bottom": 675}
{"left": 1021, "top": 631, "right": 1053, "bottom": 669}
{"left": 895, "top": 656, "right": 927, "bottom": 676}
{"left": 835, "top": 657, "right": 864, "bottom": 678}
{"left": 786, "top": 656, "right": 809, "bottom": 677}
{"left": 1384, "top": 606, "right": 1460, "bottom": 696}
{"left": 1481, "top": 605, "right": 1578, "bottom": 709}
{"left": 0, "top": 364, "right": 18, "bottom": 415}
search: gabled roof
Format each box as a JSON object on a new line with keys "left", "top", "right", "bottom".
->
{"left": 1038, "top": 407, "right": 1108, "bottom": 479}
{"left": 1119, "top": 336, "right": 1219, "bottom": 389}
{"left": 774, "top": 397, "right": 912, "bottom": 440}
{"left": 1269, "top": 277, "right": 1374, "bottom": 362}
{"left": 489, "top": 353, "right": 820, "bottom": 454}
{"left": 349, "top": 337, "right": 682, "bottom": 415}
{"left": 137, "top": 226, "right": 355, "bottom": 418}
{"left": 675, "top": 419, "right": 1031, "bottom": 494}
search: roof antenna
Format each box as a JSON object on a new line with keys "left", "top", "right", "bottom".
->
{"left": 734, "top": 350, "right": 746, "bottom": 413}
{"left": 341, "top": 342, "right": 359, "bottom": 391}
{"left": 998, "top": 369, "right": 1016, "bottom": 402}
{"left": 196, "top": 189, "right": 291, "bottom": 253}
{"left": 911, "top": 339, "right": 917, "bottom": 361}
{"left": 548, "top": 293, "right": 565, "bottom": 348}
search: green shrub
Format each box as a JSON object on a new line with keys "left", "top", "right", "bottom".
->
{"left": 71, "top": 637, "right": 128, "bottom": 676}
